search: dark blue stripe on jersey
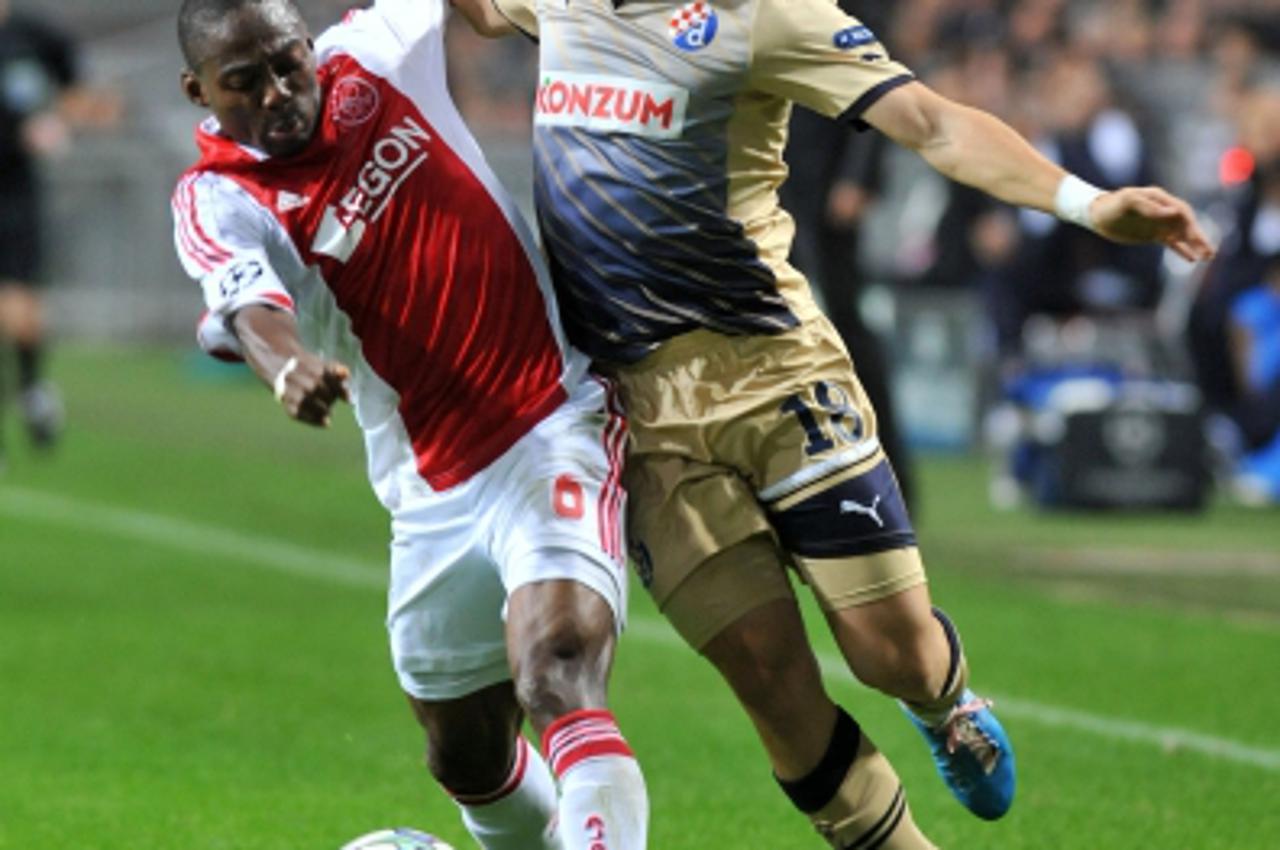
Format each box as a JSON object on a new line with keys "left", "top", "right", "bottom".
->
{"left": 534, "top": 126, "right": 797, "bottom": 363}
{"left": 767, "top": 459, "right": 917, "bottom": 558}
{"left": 839, "top": 73, "right": 916, "bottom": 131}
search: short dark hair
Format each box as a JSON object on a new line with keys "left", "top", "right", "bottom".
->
{"left": 177, "top": 0, "right": 303, "bottom": 68}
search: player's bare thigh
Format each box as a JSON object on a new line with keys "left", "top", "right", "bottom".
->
{"left": 674, "top": 533, "right": 836, "bottom": 777}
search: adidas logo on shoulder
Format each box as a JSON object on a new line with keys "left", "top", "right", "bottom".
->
{"left": 277, "top": 190, "right": 310, "bottom": 212}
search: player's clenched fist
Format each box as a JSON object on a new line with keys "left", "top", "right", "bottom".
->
{"left": 228, "top": 304, "right": 350, "bottom": 427}
{"left": 273, "top": 352, "right": 351, "bottom": 427}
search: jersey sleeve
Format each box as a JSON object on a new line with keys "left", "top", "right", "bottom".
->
{"left": 749, "top": 0, "right": 914, "bottom": 126}
{"left": 322, "top": 0, "right": 447, "bottom": 57}
{"left": 490, "top": 0, "right": 538, "bottom": 39}
{"left": 171, "top": 172, "right": 295, "bottom": 361}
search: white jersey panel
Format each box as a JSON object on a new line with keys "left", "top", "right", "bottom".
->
{"left": 175, "top": 169, "right": 424, "bottom": 512}
{"left": 316, "top": 0, "right": 448, "bottom": 78}
{"left": 172, "top": 171, "right": 295, "bottom": 359}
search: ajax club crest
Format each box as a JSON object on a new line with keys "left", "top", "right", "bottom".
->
{"left": 330, "top": 75, "right": 381, "bottom": 128}
{"left": 669, "top": 1, "right": 718, "bottom": 52}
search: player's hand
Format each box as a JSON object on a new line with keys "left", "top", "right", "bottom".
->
{"left": 1089, "top": 187, "right": 1216, "bottom": 262}
{"left": 274, "top": 353, "right": 351, "bottom": 428}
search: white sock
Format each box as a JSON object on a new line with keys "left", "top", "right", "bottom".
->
{"left": 543, "top": 710, "right": 649, "bottom": 850}
{"left": 455, "top": 736, "right": 561, "bottom": 849}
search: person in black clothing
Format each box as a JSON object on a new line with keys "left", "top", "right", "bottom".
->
{"left": 1189, "top": 86, "right": 1280, "bottom": 456}
{"left": 0, "top": 0, "right": 100, "bottom": 456}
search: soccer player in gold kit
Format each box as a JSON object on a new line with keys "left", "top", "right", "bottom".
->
{"left": 454, "top": 0, "right": 1214, "bottom": 845}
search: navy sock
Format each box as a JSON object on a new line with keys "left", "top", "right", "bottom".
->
{"left": 775, "top": 706, "right": 862, "bottom": 814}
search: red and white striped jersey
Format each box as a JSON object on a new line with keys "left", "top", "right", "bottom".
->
{"left": 171, "top": 0, "right": 585, "bottom": 505}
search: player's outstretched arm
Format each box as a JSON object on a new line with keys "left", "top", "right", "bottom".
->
{"left": 231, "top": 305, "right": 351, "bottom": 428}
{"left": 862, "top": 81, "right": 1215, "bottom": 262}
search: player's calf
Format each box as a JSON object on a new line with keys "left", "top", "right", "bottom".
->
{"left": 408, "top": 684, "right": 561, "bottom": 850}
{"left": 543, "top": 708, "right": 648, "bottom": 850}
{"left": 409, "top": 683, "right": 524, "bottom": 796}
{"left": 900, "top": 608, "right": 1016, "bottom": 821}
{"left": 841, "top": 622, "right": 952, "bottom": 705}
{"left": 776, "top": 707, "right": 936, "bottom": 849}
{"left": 508, "top": 576, "right": 649, "bottom": 850}
{"left": 452, "top": 736, "right": 562, "bottom": 850}
{"left": 898, "top": 607, "right": 970, "bottom": 723}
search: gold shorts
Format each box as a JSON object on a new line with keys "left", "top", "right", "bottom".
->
{"left": 614, "top": 316, "right": 925, "bottom": 647}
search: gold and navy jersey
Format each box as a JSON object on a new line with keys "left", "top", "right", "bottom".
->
{"left": 494, "top": 0, "right": 914, "bottom": 363}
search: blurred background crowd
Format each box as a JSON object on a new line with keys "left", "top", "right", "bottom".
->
{"left": 2, "top": 0, "right": 1279, "bottom": 508}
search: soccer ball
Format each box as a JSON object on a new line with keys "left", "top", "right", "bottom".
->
{"left": 339, "top": 828, "right": 455, "bottom": 850}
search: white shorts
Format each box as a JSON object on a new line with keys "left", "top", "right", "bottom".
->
{"left": 388, "top": 375, "right": 628, "bottom": 702}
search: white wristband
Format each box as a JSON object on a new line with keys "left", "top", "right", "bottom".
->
{"left": 272, "top": 356, "right": 299, "bottom": 402}
{"left": 1054, "top": 174, "right": 1105, "bottom": 231}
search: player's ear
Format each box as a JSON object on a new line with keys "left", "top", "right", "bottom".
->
{"left": 180, "top": 68, "right": 210, "bottom": 108}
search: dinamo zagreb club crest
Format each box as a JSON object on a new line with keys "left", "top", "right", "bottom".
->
{"left": 669, "top": 1, "right": 718, "bottom": 52}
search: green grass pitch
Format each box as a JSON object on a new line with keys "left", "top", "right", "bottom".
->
{"left": 1, "top": 346, "right": 1278, "bottom": 848}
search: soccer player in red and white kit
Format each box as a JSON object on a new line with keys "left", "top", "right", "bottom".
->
{"left": 171, "top": 1, "right": 648, "bottom": 848}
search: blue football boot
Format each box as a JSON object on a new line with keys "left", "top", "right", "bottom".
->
{"left": 903, "top": 689, "right": 1015, "bottom": 820}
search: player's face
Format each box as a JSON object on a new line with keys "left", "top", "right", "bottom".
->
{"left": 181, "top": 3, "right": 320, "bottom": 158}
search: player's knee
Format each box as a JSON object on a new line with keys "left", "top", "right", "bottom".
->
{"left": 853, "top": 633, "right": 944, "bottom": 702}
{"left": 870, "top": 659, "right": 935, "bottom": 702}
{"left": 511, "top": 615, "right": 609, "bottom": 725}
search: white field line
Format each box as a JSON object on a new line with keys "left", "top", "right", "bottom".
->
{"left": 628, "top": 618, "right": 1280, "bottom": 773}
{"left": 0, "top": 487, "right": 382, "bottom": 591}
{"left": 4, "top": 485, "right": 1279, "bottom": 773}
{"left": 1012, "top": 546, "right": 1280, "bottom": 577}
